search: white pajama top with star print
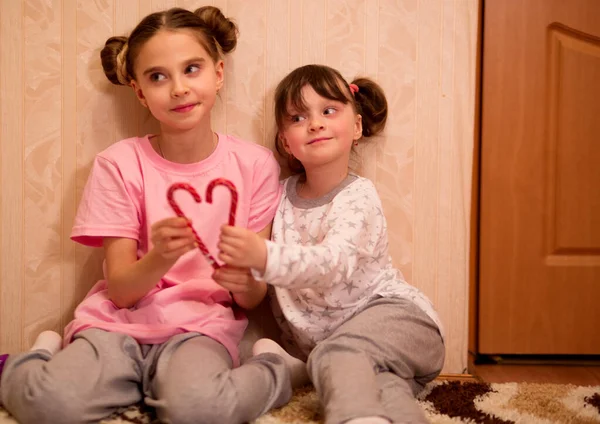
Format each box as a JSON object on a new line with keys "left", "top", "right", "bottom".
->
{"left": 258, "top": 174, "right": 444, "bottom": 358}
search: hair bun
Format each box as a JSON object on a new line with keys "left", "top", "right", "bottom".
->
{"left": 194, "top": 6, "right": 238, "bottom": 54}
{"left": 101, "top": 36, "right": 129, "bottom": 86}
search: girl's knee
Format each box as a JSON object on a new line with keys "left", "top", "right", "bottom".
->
{"left": 2, "top": 356, "right": 89, "bottom": 424}
{"left": 160, "top": 390, "right": 239, "bottom": 424}
{"left": 4, "top": 384, "right": 87, "bottom": 424}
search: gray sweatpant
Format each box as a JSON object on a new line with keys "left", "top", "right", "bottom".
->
{"left": 306, "top": 297, "right": 445, "bottom": 424}
{"left": 0, "top": 328, "right": 291, "bottom": 424}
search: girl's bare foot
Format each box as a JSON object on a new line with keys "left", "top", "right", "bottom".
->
{"left": 30, "top": 330, "right": 62, "bottom": 355}
{"left": 253, "top": 338, "right": 310, "bottom": 388}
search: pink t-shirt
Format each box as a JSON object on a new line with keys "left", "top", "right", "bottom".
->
{"left": 64, "top": 134, "right": 282, "bottom": 366}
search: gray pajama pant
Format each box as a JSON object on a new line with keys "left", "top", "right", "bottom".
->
{"left": 306, "top": 297, "right": 445, "bottom": 424}
{"left": 0, "top": 328, "right": 292, "bottom": 424}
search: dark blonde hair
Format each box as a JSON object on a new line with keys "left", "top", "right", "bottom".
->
{"left": 274, "top": 64, "right": 388, "bottom": 175}
{"left": 101, "top": 6, "right": 238, "bottom": 85}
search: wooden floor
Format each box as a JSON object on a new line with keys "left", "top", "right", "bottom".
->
{"left": 466, "top": 353, "right": 600, "bottom": 386}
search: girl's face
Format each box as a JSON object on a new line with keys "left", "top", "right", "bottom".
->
{"left": 279, "top": 85, "right": 362, "bottom": 172}
{"left": 130, "top": 29, "right": 223, "bottom": 132}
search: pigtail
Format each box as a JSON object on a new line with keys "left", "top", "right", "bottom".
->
{"left": 101, "top": 36, "right": 130, "bottom": 86}
{"left": 194, "top": 6, "right": 238, "bottom": 55}
{"left": 351, "top": 78, "right": 388, "bottom": 137}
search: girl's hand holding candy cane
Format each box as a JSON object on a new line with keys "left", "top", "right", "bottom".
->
{"left": 218, "top": 225, "right": 268, "bottom": 274}
{"left": 212, "top": 265, "right": 256, "bottom": 293}
{"left": 150, "top": 217, "right": 197, "bottom": 262}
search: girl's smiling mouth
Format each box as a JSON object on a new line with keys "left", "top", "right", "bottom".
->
{"left": 308, "top": 137, "right": 330, "bottom": 145}
{"left": 172, "top": 103, "right": 198, "bottom": 113}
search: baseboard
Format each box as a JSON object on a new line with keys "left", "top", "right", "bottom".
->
{"left": 473, "top": 353, "right": 600, "bottom": 366}
{"left": 437, "top": 373, "right": 479, "bottom": 382}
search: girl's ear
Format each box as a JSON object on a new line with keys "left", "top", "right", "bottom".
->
{"left": 215, "top": 60, "right": 224, "bottom": 92}
{"left": 353, "top": 114, "right": 363, "bottom": 140}
{"left": 130, "top": 80, "right": 148, "bottom": 108}
{"left": 279, "top": 133, "right": 292, "bottom": 154}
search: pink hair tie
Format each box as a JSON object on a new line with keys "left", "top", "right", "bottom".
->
{"left": 349, "top": 83, "right": 359, "bottom": 95}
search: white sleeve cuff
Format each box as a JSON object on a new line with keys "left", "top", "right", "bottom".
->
{"left": 251, "top": 239, "right": 280, "bottom": 283}
{"left": 250, "top": 267, "right": 266, "bottom": 281}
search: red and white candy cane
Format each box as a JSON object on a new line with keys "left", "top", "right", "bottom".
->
{"left": 166, "top": 179, "right": 238, "bottom": 269}
{"left": 205, "top": 178, "right": 238, "bottom": 226}
{"left": 167, "top": 182, "right": 220, "bottom": 269}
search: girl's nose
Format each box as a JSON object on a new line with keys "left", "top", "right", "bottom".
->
{"left": 171, "top": 79, "right": 190, "bottom": 97}
{"left": 308, "top": 117, "right": 324, "bottom": 131}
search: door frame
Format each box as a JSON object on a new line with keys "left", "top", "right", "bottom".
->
{"left": 468, "top": 0, "right": 484, "bottom": 362}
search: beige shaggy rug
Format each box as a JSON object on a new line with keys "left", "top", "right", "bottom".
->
{"left": 1, "top": 380, "right": 599, "bottom": 423}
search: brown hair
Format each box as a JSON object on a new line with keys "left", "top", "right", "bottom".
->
{"left": 273, "top": 64, "right": 388, "bottom": 175}
{"left": 101, "top": 6, "right": 238, "bottom": 86}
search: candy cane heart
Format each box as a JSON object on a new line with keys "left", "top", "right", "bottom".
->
{"left": 205, "top": 178, "right": 238, "bottom": 226}
{"left": 166, "top": 182, "right": 221, "bottom": 269}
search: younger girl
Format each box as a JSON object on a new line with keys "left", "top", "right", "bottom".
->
{"left": 218, "top": 64, "right": 446, "bottom": 424}
{"left": 0, "top": 7, "right": 293, "bottom": 424}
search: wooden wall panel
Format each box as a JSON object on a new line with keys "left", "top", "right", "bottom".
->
{"left": 0, "top": 0, "right": 478, "bottom": 374}
{"left": 22, "top": 0, "right": 63, "bottom": 346}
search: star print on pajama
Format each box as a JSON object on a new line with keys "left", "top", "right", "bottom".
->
{"left": 254, "top": 174, "right": 444, "bottom": 358}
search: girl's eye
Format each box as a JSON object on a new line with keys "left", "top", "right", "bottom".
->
{"left": 186, "top": 64, "right": 201, "bottom": 74}
{"left": 323, "top": 107, "right": 336, "bottom": 115}
{"left": 290, "top": 115, "right": 305, "bottom": 123}
{"left": 149, "top": 73, "right": 166, "bottom": 82}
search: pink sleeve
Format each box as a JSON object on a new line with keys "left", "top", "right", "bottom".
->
{"left": 247, "top": 152, "right": 282, "bottom": 233}
{"left": 71, "top": 156, "right": 140, "bottom": 247}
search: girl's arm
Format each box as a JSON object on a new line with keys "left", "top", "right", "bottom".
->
{"left": 105, "top": 238, "right": 174, "bottom": 308}
{"left": 219, "top": 189, "right": 385, "bottom": 290}
{"left": 105, "top": 217, "right": 196, "bottom": 308}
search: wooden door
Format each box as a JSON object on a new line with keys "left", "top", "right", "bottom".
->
{"left": 478, "top": 0, "right": 600, "bottom": 354}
